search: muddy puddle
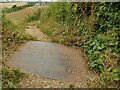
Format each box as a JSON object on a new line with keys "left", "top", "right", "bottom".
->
{"left": 7, "top": 41, "right": 92, "bottom": 82}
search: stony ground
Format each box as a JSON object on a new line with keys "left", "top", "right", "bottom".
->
{"left": 17, "top": 72, "right": 87, "bottom": 88}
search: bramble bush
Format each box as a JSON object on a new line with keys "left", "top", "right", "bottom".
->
{"left": 28, "top": 2, "right": 120, "bottom": 88}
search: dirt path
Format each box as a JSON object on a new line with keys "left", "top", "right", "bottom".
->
{"left": 26, "top": 25, "right": 50, "bottom": 42}
{"left": 10, "top": 25, "right": 95, "bottom": 88}
{"left": 7, "top": 41, "right": 96, "bottom": 87}
{"left": 17, "top": 73, "right": 87, "bottom": 88}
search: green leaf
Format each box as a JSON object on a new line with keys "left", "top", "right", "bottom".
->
{"left": 109, "top": 42, "right": 114, "bottom": 46}
{"left": 98, "top": 46, "right": 102, "bottom": 50}
{"left": 101, "top": 43, "right": 105, "bottom": 49}
{"left": 98, "top": 65, "right": 104, "bottom": 72}
{"left": 112, "top": 74, "right": 120, "bottom": 81}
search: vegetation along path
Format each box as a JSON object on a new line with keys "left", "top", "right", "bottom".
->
{"left": 6, "top": 24, "right": 95, "bottom": 88}
{"left": 3, "top": 2, "right": 119, "bottom": 88}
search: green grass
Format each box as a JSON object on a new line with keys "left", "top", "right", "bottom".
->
{"left": 2, "top": 66, "right": 25, "bottom": 88}
{"left": 2, "top": 4, "right": 39, "bottom": 88}
{"left": 2, "top": 11, "right": 34, "bottom": 88}
{"left": 2, "top": 14, "right": 34, "bottom": 58}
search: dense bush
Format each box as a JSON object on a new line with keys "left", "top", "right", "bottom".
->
{"left": 29, "top": 2, "right": 119, "bottom": 88}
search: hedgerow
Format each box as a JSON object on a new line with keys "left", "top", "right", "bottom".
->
{"left": 29, "top": 2, "right": 120, "bottom": 88}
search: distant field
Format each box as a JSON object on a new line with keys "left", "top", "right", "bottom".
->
{"left": 6, "top": 6, "right": 39, "bottom": 34}
{"left": 6, "top": 6, "right": 37, "bottom": 23}
{"left": 0, "top": 2, "right": 27, "bottom": 9}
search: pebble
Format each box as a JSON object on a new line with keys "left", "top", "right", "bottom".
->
{"left": 17, "top": 73, "right": 85, "bottom": 88}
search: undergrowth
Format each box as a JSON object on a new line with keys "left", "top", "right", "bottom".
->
{"left": 2, "top": 12, "right": 34, "bottom": 88}
{"left": 2, "top": 67, "right": 25, "bottom": 88}
{"left": 2, "top": 14, "right": 34, "bottom": 59}
{"left": 28, "top": 2, "right": 120, "bottom": 88}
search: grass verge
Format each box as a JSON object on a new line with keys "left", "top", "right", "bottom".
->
{"left": 2, "top": 9, "right": 35, "bottom": 88}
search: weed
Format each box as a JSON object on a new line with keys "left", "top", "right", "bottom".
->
{"left": 2, "top": 66, "right": 25, "bottom": 88}
{"left": 2, "top": 11, "right": 34, "bottom": 88}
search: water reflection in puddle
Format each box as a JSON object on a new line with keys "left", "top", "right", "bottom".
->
{"left": 7, "top": 41, "right": 89, "bottom": 81}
